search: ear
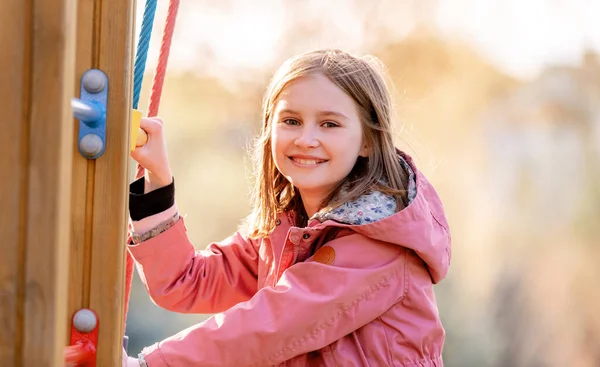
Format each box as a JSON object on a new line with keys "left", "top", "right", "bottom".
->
{"left": 359, "top": 142, "right": 369, "bottom": 157}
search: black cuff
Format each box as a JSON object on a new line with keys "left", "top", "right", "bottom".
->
{"left": 129, "top": 177, "right": 175, "bottom": 221}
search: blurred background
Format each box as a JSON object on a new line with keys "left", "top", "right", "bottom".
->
{"left": 125, "top": 1, "right": 600, "bottom": 366}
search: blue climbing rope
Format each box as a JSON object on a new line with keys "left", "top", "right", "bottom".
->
{"left": 132, "top": 0, "right": 158, "bottom": 109}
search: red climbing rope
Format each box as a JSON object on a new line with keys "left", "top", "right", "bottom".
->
{"left": 148, "top": 0, "right": 180, "bottom": 118}
{"left": 124, "top": 0, "right": 180, "bottom": 332}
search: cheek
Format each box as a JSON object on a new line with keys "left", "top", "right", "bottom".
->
{"left": 334, "top": 133, "right": 362, "bottom": 158}
{"left": 270, "top": 127, "right": 287, "bottom": 163}
{"left": 270, "top": 129, "right": 279, "bottom": 153}
{"left": 332, "top": 133, "right": 363, "bottom": 172}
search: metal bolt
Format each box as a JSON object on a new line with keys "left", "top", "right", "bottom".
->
{"left": 73, "top": 309, "right": 97, "bottom": 333}
{"left": 82, "top": 70, "right": 106, "bottom": 94}
{"left": 79, "top": 134, "right": 103, "bottom": 158}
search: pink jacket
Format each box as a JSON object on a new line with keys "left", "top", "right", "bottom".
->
{"left": 128, "top": 153, "right": 451, "bottom": 366}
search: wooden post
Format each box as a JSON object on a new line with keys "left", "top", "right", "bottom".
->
{"left": 0, "top": 0, "right": 76, "bottom": 365}
{"left": 0, "top": 0, "right": 135, "bottom": 365}
{"left": 68, "top": 0, "right": 136, "bottom": 366}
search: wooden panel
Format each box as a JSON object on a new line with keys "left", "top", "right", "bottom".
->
{"left": 22, "top": 0, "right": 77, "bottom": 365}
{"left": 0, "top": 0, "right": 76, "bottom": 365}
{"left": 67, "top": 0, "right": 97, "bottom": 334}
{"left": 1, "top": 0, "right": 134, "bottom": 363}
{"left": 89, "top": 0, "right": 135, "bottom": 363}
{"left": 0, "top": 0, "right": 29, "bottom": 364}
{"left": 67, "top": 0, "right": 135, "bottom": 364}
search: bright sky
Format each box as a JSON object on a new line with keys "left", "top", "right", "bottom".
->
{"left": 436, "top": 0, "right": 600, "bottom": 78}
{"left": 136, "top": 0, "right": 600, "bottom": 81}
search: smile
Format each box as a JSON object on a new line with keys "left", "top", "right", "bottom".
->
{"left": 288, "top": 156, "right": 328, "bottom": 166}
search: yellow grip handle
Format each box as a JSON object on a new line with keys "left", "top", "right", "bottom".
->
{"left": 130, "top": 109, "right": 147, "bottom": 151}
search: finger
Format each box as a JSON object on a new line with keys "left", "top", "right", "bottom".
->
{"left": 139, "top": 117, "right": 164, "bottom": 134}
{"left": 146, "top": 116, "right": 163, "bottom": 125}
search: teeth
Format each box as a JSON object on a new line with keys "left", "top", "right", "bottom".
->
{"left": 293, "top": 158, "right": 322, "bottom": 165}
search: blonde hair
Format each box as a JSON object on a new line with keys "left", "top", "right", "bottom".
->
{"left": 245, "top": 49, "right": 408, "bottom": 238}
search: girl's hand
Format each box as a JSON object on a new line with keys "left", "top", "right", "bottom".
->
{"left": 131, "top": 117, "right": 173, "bottom": 191}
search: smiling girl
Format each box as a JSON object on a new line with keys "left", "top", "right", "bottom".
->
{"left": 124, "top": 49, "right": 451, "bottom": 367}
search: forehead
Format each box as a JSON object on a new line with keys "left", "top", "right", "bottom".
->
{"left": 274, "top": 74, "right": 358, "bottom": 116}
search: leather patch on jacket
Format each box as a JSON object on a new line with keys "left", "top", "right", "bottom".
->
{"left": 313, "top": 246, "right": 335, "bottom": 265}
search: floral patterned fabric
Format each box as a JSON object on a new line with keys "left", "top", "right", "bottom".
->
{"left": 316, "top": 155, "right": 417, "bottom": 225}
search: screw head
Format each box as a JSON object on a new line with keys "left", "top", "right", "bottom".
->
{"left": 79, "top": 133, "right": 103, "bottom": 158}
{"left": 82, "top": 70, "right": 106, "bottom": 94}
{"left": 73, "top": 309, "right": 97, "bottom": 333}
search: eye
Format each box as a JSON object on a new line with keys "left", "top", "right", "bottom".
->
{"left": 282, "top": 118, "right": 300, "bottom": 126}
{"left": 322, "top": 121, "right": 339, "bottom": 128}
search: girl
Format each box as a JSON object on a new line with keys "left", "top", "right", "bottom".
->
{"left": 124, "top": 49, "right": 451, "bottom": 367}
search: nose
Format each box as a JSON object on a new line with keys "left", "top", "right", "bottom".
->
{"left": 294, "top": 124, "right": 319, "bottom": 149}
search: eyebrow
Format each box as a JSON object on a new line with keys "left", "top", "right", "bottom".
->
{"left": 277, "top": 108, "right": 349, "bottom": 120}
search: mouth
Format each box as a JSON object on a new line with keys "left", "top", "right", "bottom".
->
{"left": 288, "top": 156, "right": 328, "bottom": 166}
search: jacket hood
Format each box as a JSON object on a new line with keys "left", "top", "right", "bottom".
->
{"left": 315, "top": 151, "right": 451, "bottom": 284}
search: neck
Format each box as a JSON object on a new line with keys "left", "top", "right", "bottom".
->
{"left": 298, "top": 190, "right": 326, "bottom": 219}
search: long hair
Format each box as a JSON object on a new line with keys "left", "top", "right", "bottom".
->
{"left": 245, "top": 49, "right": 408, "bottom": 238}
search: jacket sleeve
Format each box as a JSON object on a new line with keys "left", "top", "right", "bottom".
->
{"left": 139, "top": 233, "right": 408, "bottom": 367}
{"left": 128, "top": 217, "right": 260, "bottom": 314}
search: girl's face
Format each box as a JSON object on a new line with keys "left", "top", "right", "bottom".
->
{"left": 271, "top": 73, "right": 367, "bottom": 202}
